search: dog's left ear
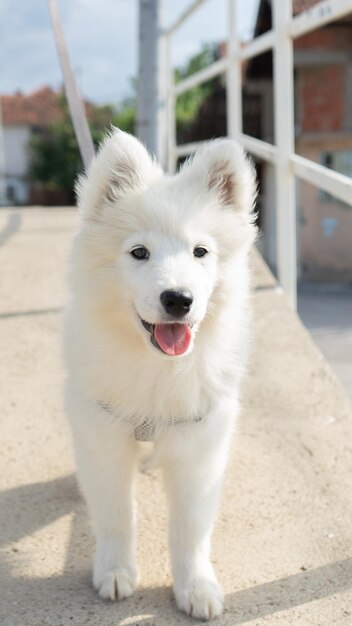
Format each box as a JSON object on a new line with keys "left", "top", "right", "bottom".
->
{"left": 183, "top": 139, "right": 257, "bottom": 214}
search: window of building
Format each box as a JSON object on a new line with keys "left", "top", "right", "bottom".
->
{"left": 320, "top": 149, "right": 352, "bottom": 204}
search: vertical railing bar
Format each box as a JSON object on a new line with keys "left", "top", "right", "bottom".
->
{"left": 165, "top": 34, "right": 177, "bottom": 174}
{"left": 273, "top": 0, "right": 297, "bottom": 309}
{"left": 227, "top": 0, "right": 242, "bottom": 139}
{"left": 158, "top": 18, "right": 169, "bottom": 169}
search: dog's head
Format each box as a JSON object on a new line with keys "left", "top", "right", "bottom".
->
{"left": 74, "top": 129, "right": 256, "bottom": 357}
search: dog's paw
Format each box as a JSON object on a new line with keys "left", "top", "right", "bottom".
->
{"left": 175, "top": 578, "right": 224, "bottom": 620}
{"left": 93, "top": 568, "right": 137, "bottom": 601}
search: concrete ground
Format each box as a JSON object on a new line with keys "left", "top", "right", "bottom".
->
{"left": 298, "top": 284, "right": 352, "bottom": 400}
{"left": 1, "top": 206, "right": 352, "bottom": 626}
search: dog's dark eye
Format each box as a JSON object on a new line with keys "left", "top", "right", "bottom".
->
{"left": 131, "top": 246, "right": 149, "bottom": 260}
{"left": 193, "top": 246, "right": 208, "bottom": 258}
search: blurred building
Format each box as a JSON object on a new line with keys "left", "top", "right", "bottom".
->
{"left": 247, "top": 0, "right": 352, "bottom": 281}
{"left": 0, "top": 87, "right": 63, "bottom": 205}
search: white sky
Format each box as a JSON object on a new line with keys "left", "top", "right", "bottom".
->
{"left": 0, "top": 0, "right": 260, "bottom": 105}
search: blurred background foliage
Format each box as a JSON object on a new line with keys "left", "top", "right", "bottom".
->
{"left": 29, "top": 43, "right": 218, "bottom": 198}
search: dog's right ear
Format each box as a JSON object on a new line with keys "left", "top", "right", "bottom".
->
{"left": 76, "top": 128, "right": 162, "bottom": 219}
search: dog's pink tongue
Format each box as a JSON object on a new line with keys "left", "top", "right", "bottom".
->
{"left": 154, "top": 323, "right": 191, "bottom": 356}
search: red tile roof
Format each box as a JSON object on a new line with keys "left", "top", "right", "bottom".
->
{"left": 1, "top": 87, "right": 64, "bottom": 127}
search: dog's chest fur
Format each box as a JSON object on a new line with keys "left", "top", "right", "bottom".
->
{"left": 95, "top": 340, "right": 220, "bottom": 423}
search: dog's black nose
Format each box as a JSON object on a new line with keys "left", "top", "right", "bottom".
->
{"left": 160, "top": 290, "right": 193, "bottom": 318}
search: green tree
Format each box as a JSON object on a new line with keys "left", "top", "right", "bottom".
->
{"left": 175, "top": 43, "right": 219, "bottom": 137}
{"left": 29, "top": 95, "right": 133, "bottom": 200}
{"left": 112, "top": 97, "right": 136, "bottom": 135}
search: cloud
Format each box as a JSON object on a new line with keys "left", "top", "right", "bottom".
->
{"left": 0, "top": 0, "right": 137, "bottom": 103}
{"left": 0, "top": 0, "right": 258, "bottom": 104}
{"left": 0, "top": 0, "right": 62, "bottom": 93}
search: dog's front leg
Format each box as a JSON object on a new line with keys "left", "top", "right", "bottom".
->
{"left": 69, "top": 398, "right": 139, "bottom": 601}
{"left": 162, "top": 415, "right": 233, "bottom": 620}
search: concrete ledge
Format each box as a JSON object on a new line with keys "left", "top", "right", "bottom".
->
{"left": 1, "top": 208, "right": 351, "bottom": 626}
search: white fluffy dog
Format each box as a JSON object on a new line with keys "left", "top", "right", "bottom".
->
{"left": 64, "top": 129, "right": 256, "bottom": 620}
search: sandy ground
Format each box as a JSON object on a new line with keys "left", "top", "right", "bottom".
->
{"left": 1, "top": 207, "right": 352, "bottom": 626}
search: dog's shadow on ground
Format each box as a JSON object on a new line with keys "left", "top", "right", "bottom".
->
{"left": 1, "top": 476, "right": 352, "bottom": 625}
{"left": 0, "top": 475, "right": 178, "bottom": 626}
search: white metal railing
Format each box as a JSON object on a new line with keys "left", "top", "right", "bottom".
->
{"left": 162, "top": 0, "right": 352, "bottom": 310}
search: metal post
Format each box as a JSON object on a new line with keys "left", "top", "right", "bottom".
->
{"left": 137, "top": 0, "right": 167, "bottom": 164}
{"left": 158, "top": 26, "right": 168, "bottom": 168}
{"left": 273, "top": 0, "right": 297, "bottom": 309}
{"left": 165, "top": 34, "right": 177, "bottom": 174}
{"left": 226, "top": 0, "right": 242, "bottom": 139}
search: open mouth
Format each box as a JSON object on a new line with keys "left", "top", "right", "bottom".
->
{"left": 140, "top": 318, "right": 192, "bottom": 356}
